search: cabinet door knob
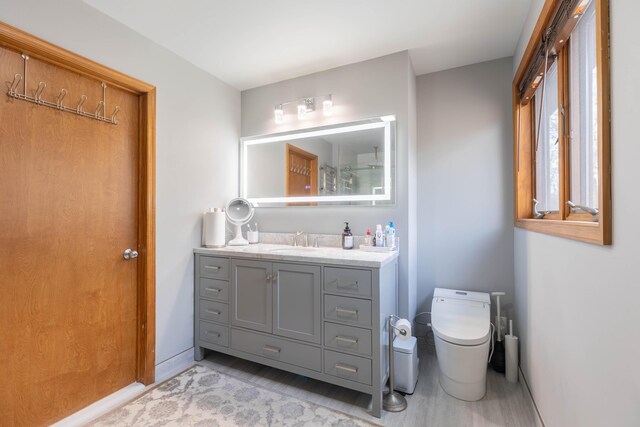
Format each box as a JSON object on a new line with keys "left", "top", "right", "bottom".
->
{"left": 266, "top": 274, "right": 271, "bottom": 282}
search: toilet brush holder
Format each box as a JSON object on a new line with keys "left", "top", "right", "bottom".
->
{"left": 383, "top": 315, "right": 408, "bottom": 412}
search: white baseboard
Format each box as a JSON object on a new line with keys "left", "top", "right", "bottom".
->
{"left": 519, "top": 367, "right": 546, "bottom": 427}
{"left": 52, "top": 347, "right": 196, "bottom": 427}
{"left": 50, "top": 382, "right": 146, "bottom": 427}
{"left": 155, "top": 347, "right": 197, "bottom": 383}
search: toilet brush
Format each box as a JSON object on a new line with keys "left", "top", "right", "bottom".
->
{"left": 490, "top": 292, "right": 506, "bottom": 373}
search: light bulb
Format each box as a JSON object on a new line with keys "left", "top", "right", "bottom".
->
{"left": 323, "top": 95, "right": 332, "bottom": 116}
{"left": 297, "top": 102, "right": 307, "bottom": 119}
{"left": 274, "top": 104, "right": 284, "bottom": 123}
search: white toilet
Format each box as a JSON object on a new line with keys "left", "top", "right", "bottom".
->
{"left": 431, "top": 288, "right": 491, "bottom": 401}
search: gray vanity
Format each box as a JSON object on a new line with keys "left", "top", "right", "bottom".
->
{"left": 193, "top": 244, "right": 398, "bottom": 417}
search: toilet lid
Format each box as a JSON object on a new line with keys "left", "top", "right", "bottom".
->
{"left": 431, "top": 297, "right": 490, "bottom": 346}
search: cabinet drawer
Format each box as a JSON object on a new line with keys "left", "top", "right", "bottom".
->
{"left": 199, "top": 321, "right": 229, "bottom": 347}
{"left": 324, "top": 350, "right": 372, "bottom": 385}
{"left": 324, "top": 322, "right": 372, "bottom": 356}
{"left": 199, "top": 299, "right": 229, "bottom": 324}
{"left": 324, "top": 267, "right": 372, "bottom": 298}
{"left": 231, "top": 328, "right": 321, "bottom": 372}
{"left": 199, "top": 256, "right": 229, "bottom": 280}
{"left": 199, "top": 278, "right": 229, "bottom": 302}
{"left": 324, "top": 295, "right": 372, "bottom": 327}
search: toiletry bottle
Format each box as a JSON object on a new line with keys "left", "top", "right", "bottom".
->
{"left": 342, "top": 222, "right": 354, "bottom": 250}
{"left": 375, "top": 224, "right": 384, "bottom": 247}
{"left": 386, "top": 221, "right": 396, "bottom": 249}
{"left": 384, "top": 223, "right": 391, "bottom": 247}
{"left": 364, "top": 228, "right": 372, "bottom": 246}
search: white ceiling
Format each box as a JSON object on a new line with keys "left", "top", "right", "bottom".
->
{"left": 84, "top": 0, "right": 531, "bottom": 91}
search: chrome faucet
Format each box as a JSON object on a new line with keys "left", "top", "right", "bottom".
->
{"left": 294, "top": 231, "right": 308, "bottom": 247}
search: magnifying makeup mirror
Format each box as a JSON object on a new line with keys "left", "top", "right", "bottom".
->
{"left": 225, "top": 197, "right": 254, "bottom": 246}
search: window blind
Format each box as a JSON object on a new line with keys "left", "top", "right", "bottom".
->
{"left": 519, "top": 0, "right": 593, "bottom": 103}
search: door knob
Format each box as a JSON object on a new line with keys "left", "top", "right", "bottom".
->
{"left": 123, "top": 248, "right": 139, "bottom": 260}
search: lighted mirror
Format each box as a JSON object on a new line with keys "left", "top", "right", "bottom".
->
{"left": 240, "top": 116, "right": 396, "bottom": 207}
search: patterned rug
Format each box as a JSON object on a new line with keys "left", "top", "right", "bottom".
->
{"left": 92, "top": 365, "right": 378, "bottom": 426}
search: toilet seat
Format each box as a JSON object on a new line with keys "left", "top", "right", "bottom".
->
{"left": 431, "top": 297, "right": 491, "bottom": 346}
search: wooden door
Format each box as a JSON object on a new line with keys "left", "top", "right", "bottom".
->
{"left": 231, "top": 259, "right": 273, "bottom": 333}
{"left": 285, "top": 144, "right": 318, "bottom": 202}
{"left": 0, "top": 40, "right": 147, "bottom": 426}
{"left": 272, "top": 263, "right": 321, "bottom": 344}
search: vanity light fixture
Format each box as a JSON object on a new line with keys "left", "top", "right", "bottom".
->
{"left": 273, "top": 94, "right": 332, "bottom": 123}
{"left": 274, "top": 104, "right": 284, "bottom": 124}
{"left": 297, "top": 98, "right": 314, "bottom": 119}
{"left": 323, "top": 94, "right": 332, "bottom": 116}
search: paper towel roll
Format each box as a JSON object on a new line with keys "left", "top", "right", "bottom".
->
{"left": 395, "top": 318, "right": 412, "bottom": 340}
{"left": 505, "top": 334, "right": 519, "bottom": 383}
{"left": 203, "top": 209, "right": 226, "bottom": 248}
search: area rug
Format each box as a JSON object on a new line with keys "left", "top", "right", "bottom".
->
{"left": 92, "top": 365, "right": 378, "bottom": 426}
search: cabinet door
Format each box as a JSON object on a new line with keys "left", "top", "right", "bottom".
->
{"left": 272, "top": 263, "right": 321, "bottom": 344}
{"left": 231, "top": 259, "right": 272, "bottom": 333}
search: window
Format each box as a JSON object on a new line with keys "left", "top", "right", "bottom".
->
{"left": 535, "top": 62, "right": 560, "bottom": 213}
{"left": 569, "top": 0, "right": 599, "bottom": 211}
{"left": 513, "top": 0, "right": 611, "bottom": 245}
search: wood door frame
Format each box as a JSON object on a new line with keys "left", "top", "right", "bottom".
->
{"left": 0, "top": 21, "right": 157, "bottom": 385}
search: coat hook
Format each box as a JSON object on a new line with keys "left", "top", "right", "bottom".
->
{"left": 76, "top": 95, "right": 87, "bottom": 113}
{"left": 56, "top": 89, "right": 67, "bottom": 109}
{"left": 111, "top": 106, "right": 120, "bottom": 123}
{"left": 9, "top": 74, "right": 22, "bottom": 95}
{"left": 34, "top": 82, "right": 46, "bottom": 103}
{"left": 95, "top": 100, "right": 104, "bottom": 118}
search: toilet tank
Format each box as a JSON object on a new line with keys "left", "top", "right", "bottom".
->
{"left": 433, "top": 288, "right": 490, "bottom": 304}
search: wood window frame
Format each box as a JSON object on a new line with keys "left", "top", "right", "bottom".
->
{"left": 0, "top": 21, "right": 157, "bottom": 383}
{"left": 513, "top": 0, "right": 611, "bottom": 245}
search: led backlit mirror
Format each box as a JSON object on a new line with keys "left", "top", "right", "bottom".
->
{"left": 240, "top": 116, "right": 396, "bottom": 207}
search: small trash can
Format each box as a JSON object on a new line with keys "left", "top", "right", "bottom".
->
{"left": 393, "top": 336, "right": 419, "bottom": 394}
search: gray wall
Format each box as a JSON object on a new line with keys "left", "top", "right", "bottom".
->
{"left": 415, "top": 58, "right": 515, "bottom": 328}
{"left": 0, "top": 0, "right": 241, "bottom": 367}
{"left": 513, "top": 1, "right": 640, "bottom": 426}
{"left": 241, "top": 51, "right": 418, "bottom": 319}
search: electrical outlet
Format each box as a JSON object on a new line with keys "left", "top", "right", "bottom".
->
{"left": 499, "top": 316, "right": 508, "bottom": 338}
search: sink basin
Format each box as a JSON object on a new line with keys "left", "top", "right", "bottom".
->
{"left": 265, "top": 246, "right": 318, "bottom": 253}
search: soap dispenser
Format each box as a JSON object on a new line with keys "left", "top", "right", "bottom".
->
{"left": 342, "top": 222, "right": 354, "bottom": 250}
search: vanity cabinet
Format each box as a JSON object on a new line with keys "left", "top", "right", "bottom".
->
{"left": 231, "top": 259, "right": 321, "bottom": 344}
{"left": 194, "top": 247, "right": 398, "bottom": 418}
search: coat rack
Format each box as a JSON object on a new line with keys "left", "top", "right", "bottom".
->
{"left": 7, "top": 53, "right": 120, "bottom": 125}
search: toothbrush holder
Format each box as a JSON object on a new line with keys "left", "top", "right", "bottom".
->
{"left": 247, "top": 230, "right": 259, "bottom": 244}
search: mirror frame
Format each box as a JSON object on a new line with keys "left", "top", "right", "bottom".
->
{"left": 240, "top": 115, "right": 396, "bottom": 206}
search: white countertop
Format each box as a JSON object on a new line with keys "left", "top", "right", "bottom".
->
{"left": 194, "top": 243, "right": 398, "bottom": 268}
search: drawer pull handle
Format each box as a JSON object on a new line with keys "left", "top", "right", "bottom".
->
{"left": 205, "top": 287, "right": 221, "bottom": 292}
{"left": 335, "top": 307, "right": 358, "bottom": 316}
{"left": 336, "top": 336, "right": 359, "bottom": 345}
{"left": 336, "top": 280, "right": 358, "bottom": 289}
{"left": 262, "top": 345, "right": 281, "bottom": 354}
{"left": 206, "top": 309, "right": 221, "bottom": 316}
{"left": 204, "top": 266, "right": 221, "bottom": 270}
{"left": 206, "top": 331, "right": 221, "bottom": 338}
{"left": 335, "top": 364, "right": 358, "bottom": 374}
